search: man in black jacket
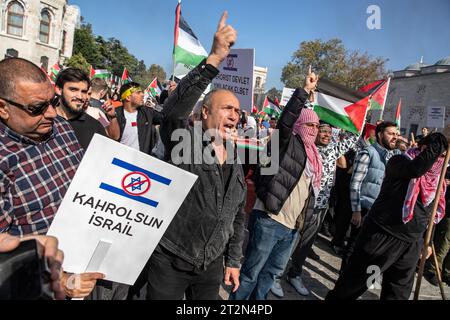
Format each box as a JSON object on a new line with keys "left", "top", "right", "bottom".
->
{"left": 138, "top": 12, "right": 242, "bottom": 300}
{"left": 116, "top": 82, "right": 163, "bottom": 154}
{"left": 327, "top": 130, "right": 450, "bottom": 300}
{"left": 230, "top": 70, "right": 321, "bottom": 300}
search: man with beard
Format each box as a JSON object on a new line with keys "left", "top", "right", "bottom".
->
{"left": 55, "top": 68, "right": 107, "bottom": 150}
{"left": 342, "top": 121, "right": 400, "bottom": 270}
{"left": 327, "top": 131, "right": 449, "bottom": 300}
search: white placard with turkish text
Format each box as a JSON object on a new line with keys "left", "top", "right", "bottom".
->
{"left": 211, "top": 48, "right": 255, "bottom": 112}
{"left": 48, "top": 134, "right": 197, "bottom": 285}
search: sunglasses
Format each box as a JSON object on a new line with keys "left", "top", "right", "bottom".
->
{"left": 0, "top": 95, "right": 60, "bottom": 116}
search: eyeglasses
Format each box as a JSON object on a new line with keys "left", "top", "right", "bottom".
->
{"left": 0, "top": 95, "right": 59, "bottom": 116}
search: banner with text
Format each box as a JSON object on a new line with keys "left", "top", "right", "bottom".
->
{"left": 280, "top": 87, "right": 295, "bottom": 107}
{"left": 427, "top": 106, "right": 446, "bottom": 129}
{"left": 212, "top": 48, "right": 255, "bottom": 112}
{"left": 48, "top": 135, "right": 197, "bottom": 285}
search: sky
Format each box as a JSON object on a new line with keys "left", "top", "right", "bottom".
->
{"left": 70, "top": 0, "right": 450, "bottom": 90}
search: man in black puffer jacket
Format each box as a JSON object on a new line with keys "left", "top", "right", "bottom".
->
{"left": 230, "top": 69, "right": 322, "bottom": 300}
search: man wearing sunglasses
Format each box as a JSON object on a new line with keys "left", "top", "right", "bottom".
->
{"left": 0, "top": 58, "right": 105, "bottom": 299}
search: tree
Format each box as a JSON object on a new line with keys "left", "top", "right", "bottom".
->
{"left": 65, "top": 53, "right": 90, "bottom": 74}
{"left": 72, "top": 23, "right": 103, "bottom": 67}
{"left": 266, "top": 87, "right": 281, "bottom": 102}
{"left": 148, "top": 64, "right": 167, "bottom": 83}
{"left": 281, "top": 39, "right": 388, "bottom": 90}
{"left": 70, "top": 19, "right": 166, "bottom": 87}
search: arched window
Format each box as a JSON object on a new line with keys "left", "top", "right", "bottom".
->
{"left": 255, "top": 77, "right": 262, "bottom": 88}
{"left": 61, "top": 30, "right": 67, "bottom": 54}
{"left": 40, "top": 10, "right": 51, "bottom": 43}
{"left": 40, "top": 56, "right": 49, "bottom": 71}
{"left": 5, "top": 48, "right": 19, "bottom": 59}
{"left": 7, "top": 1, "right": 25, "bottom": 36}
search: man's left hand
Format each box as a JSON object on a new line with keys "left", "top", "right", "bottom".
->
{"left": 224, "top": 267, "right": 240, "bottom": 293}
{"left": 102, "top": 101, "right": 116, "bottom": 120}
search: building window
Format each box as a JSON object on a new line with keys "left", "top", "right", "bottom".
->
{"left": 7, "top": 1, "right": 25, "bottom": 37}
{"left": 255, "top": 77, "right": 261, "bottom": 88}
{"left": 39, "top": 10, "right": 51, "bottom": 43}
{"left": 61, "top": 30, "right": 67, "bottom": 55}
{"left": 40, "top": 56, "right": 49, "bottom": 71}
{"left": 5, "top": 48, "right": 19, "bottom": 59}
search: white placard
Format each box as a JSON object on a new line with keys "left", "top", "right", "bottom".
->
{"left": 211, "top": 49, "right": 255, "bottom": 112}
{"left": 47, "top": 135, "right": 198, "bottom": 285}
{"left": 280, "top": 87, "right": 295, "bottom": 107}
{"left": 427, "top": 106, "right": 446, "bottom": 129}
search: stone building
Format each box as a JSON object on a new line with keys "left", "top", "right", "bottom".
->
{"left": 0, "top": 0, "right": 79, "bottom": 71}
{"left": 376, "top": 56, "right": 450, "bottom": 137}
{"left": 253, "top": 65, "right": 268, "bottom": 109}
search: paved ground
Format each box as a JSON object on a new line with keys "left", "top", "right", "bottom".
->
{"left": 220, "top": 233, "right": 450, "bottom": 301}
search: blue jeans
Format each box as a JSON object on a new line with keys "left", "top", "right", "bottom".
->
{"left": 230, "top": 210, "right": 299, "bottom": 300}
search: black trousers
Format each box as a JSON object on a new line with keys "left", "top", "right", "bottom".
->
{"left": 339, "top": 208, "right": 369, "bottom": 272}
{"left": 326, "top": 220, "right": 423, "bottom": 300}
{"left": 331, "top": 174, "right": 353, "bottom": 247}
{"left": 145, "top": 246, "right": 224, "bottom": 300}
{"left": 288, "top": 208, "right": 327, "bottom": 278}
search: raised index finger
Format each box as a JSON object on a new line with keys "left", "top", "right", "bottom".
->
{"left": 217, "top": 11, "right": 228, "bottom": 32}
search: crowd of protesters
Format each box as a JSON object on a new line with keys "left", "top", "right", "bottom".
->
{"left": 1, "top": 11, "right": 449, "bottom": 301}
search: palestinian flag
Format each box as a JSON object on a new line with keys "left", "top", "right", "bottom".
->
{"left": 313, "top": 78, "right": 370, "bottom": 135}
{"left": 364, "top": 123, "right": 377, "bottom": 144}
{"left": 49, "top": 63, "right": 61, "bottom": 82}
{"left": 395, "top": 99, "right": 402, "bottom": 129}
{"left": 122, "top": 67, "right": 132, "bottom": 84}
{"left": 40, "top": 65, "right": 55, "bottom": 86}
{"left": 173, "top": 1, "right": 208, "bottom": 79}
{"left": 236, "top": 138, "right": 265, "bottom": 152}
{"left": 92, "top": 69, "right": 110, "bottom": 80}
{"left": 369, "top": 78, "right": 390, "bottom": 111}
{"left": 358, "top": 79, "right": 385, "bottom": 94}
{"left": 147, "top": 78, "right": 162, "bottom": 97}
{"left": 89, "top": 65, "right": 95, "bottom": 79}
{"left": 263, "top": 97, "right": 281, "bottom": 116}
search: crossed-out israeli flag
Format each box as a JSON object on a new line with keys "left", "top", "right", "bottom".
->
{"left": 99, "top": 158, "right": 172, "bottom": 208}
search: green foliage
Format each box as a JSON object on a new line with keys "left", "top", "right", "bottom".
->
{"left": 281, "top": 39, "right": 388, "bottom": 90}
{"left": 266, "top": 87, "right": 282, "bottom": 101}
{"left": 72, "top": 19, "right": 166, "bottom": 85}
{"left": 65, "top": 53, "right": 90, "bottom": 74}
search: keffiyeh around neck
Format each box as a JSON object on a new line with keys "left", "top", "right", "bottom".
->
{"left": 402, "top": 148, "right": 446, "bottom": 224}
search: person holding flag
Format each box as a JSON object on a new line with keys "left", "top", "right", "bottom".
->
{"left": 327, "top": 129, "right": 450, "bottom": 300}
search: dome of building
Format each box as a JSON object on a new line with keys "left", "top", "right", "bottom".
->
{"left": 435, "top": 56, "right": 450, "bottom": 66}
{"left": 405, "top": 62, "right": 428, "bottom": 71}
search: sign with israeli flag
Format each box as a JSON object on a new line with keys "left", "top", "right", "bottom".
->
{"left": 48, "top": 134, "right": 197, "bottom": 285}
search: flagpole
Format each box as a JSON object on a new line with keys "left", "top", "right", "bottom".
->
{"left": 360, "top": 97, "right": 371, "bottom": 136}
{"left": 172, "top": 0, "right": 181, "bottom": 81}
{"left": 414, "top": 142, "right": 450, "bottom": 300}
{"left": 379, "top": 77, "right": 391, "bottom": 121}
